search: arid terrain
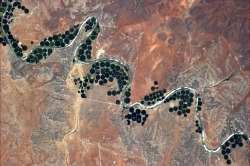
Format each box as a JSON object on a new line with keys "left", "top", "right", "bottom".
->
{"left": 1, "top": 0, "right": 249, "bottom": 165}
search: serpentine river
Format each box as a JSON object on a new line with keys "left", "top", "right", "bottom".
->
{"left": 1, "top": 0, "right": 249, "bottom": 165}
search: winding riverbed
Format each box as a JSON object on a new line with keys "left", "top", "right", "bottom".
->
{"left": 1, "top": 1, "right": 249, "bottom": 164}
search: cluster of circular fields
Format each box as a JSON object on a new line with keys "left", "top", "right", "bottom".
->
{"left": 73, "top": 59, "right": 130, "bottom": 104}
{"left": 26, "top": 24, "right": 81, "bottom": 63}
{"left": 0, "top": 0, "right": 29, "bottom": 57}
{"left": 0, "top": 0, "right": 95, "bottom": 63}
{"left": 220, "top": 133, "right": 249, "bottom": 164}
{"left": 141, "top": 81, "right": 168, "bottom": 106}
{"left": 124, "top": 107, "right": 149, "bottom": 126}
{"left": 74, "top": 17, "right": 100, "bottom": 62}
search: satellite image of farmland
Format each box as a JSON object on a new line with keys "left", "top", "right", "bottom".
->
{"left": 1, "top": 0, "right": 249, "bottom": 165}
